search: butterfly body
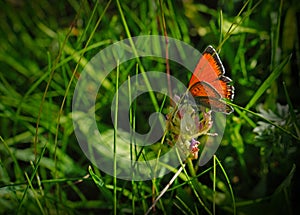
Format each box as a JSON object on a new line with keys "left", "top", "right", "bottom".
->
{"left": 188, "top": 46, "right": 234, "bottom": 114}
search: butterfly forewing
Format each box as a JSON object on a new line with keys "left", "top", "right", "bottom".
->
{"left": 189, "top": 51, "right": 224, "bottom": 87}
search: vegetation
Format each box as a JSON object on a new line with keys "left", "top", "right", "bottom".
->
{"left": 0, "top": 0, "right": 299, "bottom": 214}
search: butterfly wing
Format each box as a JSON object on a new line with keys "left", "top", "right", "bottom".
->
{"left": 189, "top": 82, "right": 233, "bottom": 114}
{"left": 194, "top": 97, "right": 234, "bottom": 114}
{"left": 188, "top": 46, "right": 234, "bottom": 114}
{"left": 189, "top": 81, "right": 221, "bottom": 99}
{"left": 189, "top": 46, "right": 234, "bottom": 101}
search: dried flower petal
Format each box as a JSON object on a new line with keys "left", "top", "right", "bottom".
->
{"left": 166, "top": 95, "right": 215, "bottom": 160}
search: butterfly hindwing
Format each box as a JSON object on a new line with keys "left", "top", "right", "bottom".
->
{"left": 189, "top": 82, "right": 221, "bottom": 99}
{"left": 194, "top": 96, "right": 234, "bottom": 114}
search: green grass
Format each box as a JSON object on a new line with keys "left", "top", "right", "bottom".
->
{"left": 0, "top": 0, "right": 300, "bottom": 214}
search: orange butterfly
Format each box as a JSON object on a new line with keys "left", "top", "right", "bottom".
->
{"left": 188, "top": 46, "right": 234, "bottom": 114}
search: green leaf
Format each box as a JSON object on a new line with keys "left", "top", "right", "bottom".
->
{"left": 245, "top": 55, "right": 291, "bottom": 110}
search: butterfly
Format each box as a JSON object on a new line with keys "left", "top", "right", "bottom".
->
{"left": 188, "top": 45, "right": 234, "bottom": 114}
